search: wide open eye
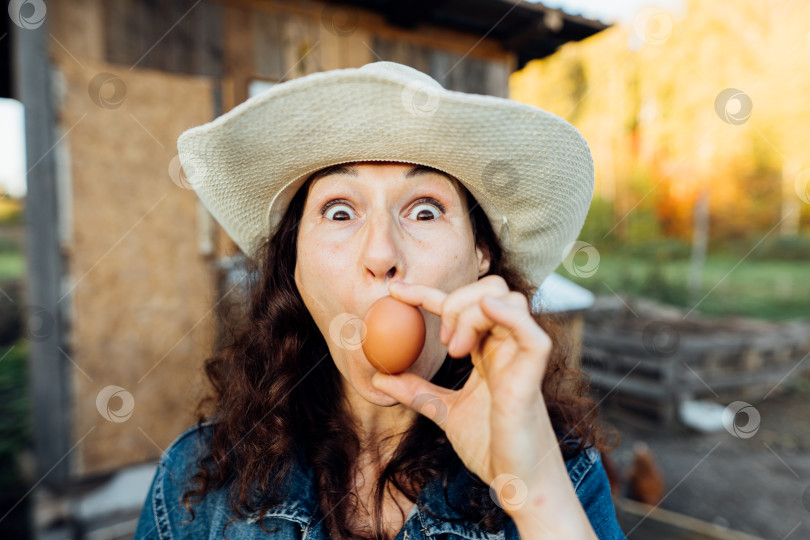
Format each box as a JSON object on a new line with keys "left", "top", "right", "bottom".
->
{"left": 408, "top": 203, "right": 440, "bottom": 221}
{"left": 407, "top": 197, "right": 445, "bottom": 221}
{"left": 320, "top": 197, "right": 445, "bottom": 221}
{"left": 321, "top": 200, "right": 357, "bottom": 221}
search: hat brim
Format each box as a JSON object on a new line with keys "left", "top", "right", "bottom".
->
{"left": 177, "top": 65, "right": 594, "bottom": 289}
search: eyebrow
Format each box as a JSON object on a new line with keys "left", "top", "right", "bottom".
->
{"left": 309, "top": 164, "right": 456, "bottom": 185}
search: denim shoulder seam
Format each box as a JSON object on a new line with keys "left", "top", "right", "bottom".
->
{"left": 567, "top": 446, "right": 598, "bottom": 492}
{"left": 152, "top": 462, "right": 174, "bottom": 540}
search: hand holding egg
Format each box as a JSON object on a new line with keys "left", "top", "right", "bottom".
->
{"left": 367, "top": 276, "right": 588, "bottom": 531}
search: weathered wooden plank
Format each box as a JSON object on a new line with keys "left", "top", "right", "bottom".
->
{"left": 139, "top": 0, "right": 168, "bottom": 71}
{"left": 608, "top": 392, "right": 677, "bottom": 422}
{"left": 584, "top": 330, "right": 756, "bottom": 357}
{"left": 614, "top": 497, "right": 766, "bottom": 540}
{"left": 582, "top": 353, "right": 665, "bottom": 380}
{"left": 429, "top": 49, "right": 465, "bottom": 91}
{"left": 586, "top": 371, "right": 674, "bottom": 401}
{"left": 369, "top": 34, "right": 392, "bottom": 63}
{"left": 484, "top": 60, "right": 510, "bottom": 98}
{"left": 408, "top": 43, "right": 433, "bottom": 75}
{"left": 103, "top": 0, "right": 222, "bottom": 77}
{"left": 48, "top": 0, "right": 105, "bottom": 63}
{"left": 253, "top": 10, "right": 285, "bottom": 80}
{"left": 103, "top": 0, "right": 141, "bottom": 67}
{"left": 162, "top": 0, "right": 196, "bottom": 75}
{"left": 341, "top": 25, "right": 374, "bottom": 68}
{"left": 281, "top": 10, "right": 321, "bottom": 78}
{"left": 194, "top": 0, "right": 224, "bottom": 78}
{"left": 463, "top": 57, "right": 490, "bottom": 95}
{"left": 223, "top": 4, "right": 255, "bottom": 108}
{"left": 318, "top": 3, "right": 360, "bottom": 71}
{"left": 370, "top": 36, "right": 433, "bottom": 76}
{"left": 228, "top": 0, "right": 511, "bottom": 61}
{"left": 677, "top": 359, "right": 810, "bottom": 391}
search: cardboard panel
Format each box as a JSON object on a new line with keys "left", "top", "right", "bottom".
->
{"left": 55, "top": 56, "right": 218, "bottom": 476}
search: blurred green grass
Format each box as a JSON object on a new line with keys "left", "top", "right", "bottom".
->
{"left": 0, "top": 341, "right": 29, "bottom": 487}
{"left": 0, "top": 227, "right": 24, "bottom": 281}
{"left": 0, "top": 250, "right": 25, "bottom": 281}
{"left": 562, "top": 250, "right": 810, "bottom": 321}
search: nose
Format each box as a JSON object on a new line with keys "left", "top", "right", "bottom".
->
{"left": 361, "top": 208, "right": 402, "bottom": 283}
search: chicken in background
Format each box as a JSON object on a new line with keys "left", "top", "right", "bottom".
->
{"left": 626, "top": 441, "right": 666, "bottom": 505}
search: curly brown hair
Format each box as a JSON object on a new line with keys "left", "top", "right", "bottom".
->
{"left": 179, "top": 163, "right": 616, "bottom": 540}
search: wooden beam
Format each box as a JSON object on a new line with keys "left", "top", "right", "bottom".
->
{"left": 219, "top": 0, "right": 512, "bottom": 62}
{"left": 614, "top": 497, "right": 766, "bottom": 540}
{"left": 12, "top": 14, "right": 73, "bottom": 486}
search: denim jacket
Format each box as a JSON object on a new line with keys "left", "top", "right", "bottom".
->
{"left": 134, "top": 420, "right": 627, "bottom": 539}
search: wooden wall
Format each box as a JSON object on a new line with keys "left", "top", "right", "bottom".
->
{"left": 48, "top": 1, "right": 221, "bottom": 476}
{"left": 219, "top": 0, "right": 513, "bottom": 109}
{"left": 44, "top": 0, "right": 516, "bottom": 478}
{"left": 64, "top": 57, "right": 218, "bottom": 476}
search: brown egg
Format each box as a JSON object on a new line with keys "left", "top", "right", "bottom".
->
{"left": 362, "top": 295, "right": 426, "bottom": 374}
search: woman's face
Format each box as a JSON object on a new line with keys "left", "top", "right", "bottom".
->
{"left": 294, "top": 162, "right": 490, "bottom": 406}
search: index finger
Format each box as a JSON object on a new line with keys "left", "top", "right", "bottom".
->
{"left": 387, "top": 281, "right": 447, "bottom": 317}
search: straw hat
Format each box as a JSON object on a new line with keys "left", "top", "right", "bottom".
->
{"left": 177, "top": 61, "right": 594, "bottom": 289}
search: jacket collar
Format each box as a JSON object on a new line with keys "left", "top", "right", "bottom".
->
{"left": 415, "top": 466, "right": 508, "bottom": 540}
{"left": 246, "top": 447, "right": 507, "bottom": 540}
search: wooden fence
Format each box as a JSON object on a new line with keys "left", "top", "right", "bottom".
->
{"left": 581, "top": 296, "right": 810, "bottom": 424}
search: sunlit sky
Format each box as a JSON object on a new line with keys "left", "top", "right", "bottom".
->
{"left": 0, "top": 98, "right": 25, "bottom": 199}
{"left": 530, "top": 0, "right": 684, "bottom": 23}
{"left": 0, "top": 0, "right": 684, "bottom": 199}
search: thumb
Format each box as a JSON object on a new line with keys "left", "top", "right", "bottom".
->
{"left": 371, "top": 372, "right": 452, "bottom": 428}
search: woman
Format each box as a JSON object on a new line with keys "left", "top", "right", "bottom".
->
{"left": 134, "top": 61, "right": 626, "bottom": 540}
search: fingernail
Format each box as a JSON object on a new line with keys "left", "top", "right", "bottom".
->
{"left": 371, "top": 373, "right": 385, "bottom": 389}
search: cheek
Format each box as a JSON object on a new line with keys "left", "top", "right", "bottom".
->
{"left": 298, "top": 241, "right": 360, "bottom": 321}
{"left": 432, "top": 230, "right": 477, "bottom": 271}
{"left": 297, "top": 239, "right": 344, "bottom": 310}
{"left": 301, "top": 238, "right": 351, "bottom": 277}
{"left": 407, "top": 221, "right": 465, "bottom": 249}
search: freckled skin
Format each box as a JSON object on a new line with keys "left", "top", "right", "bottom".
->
{"left": 293, "top": 161, "right": 490, "bottom": 446}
